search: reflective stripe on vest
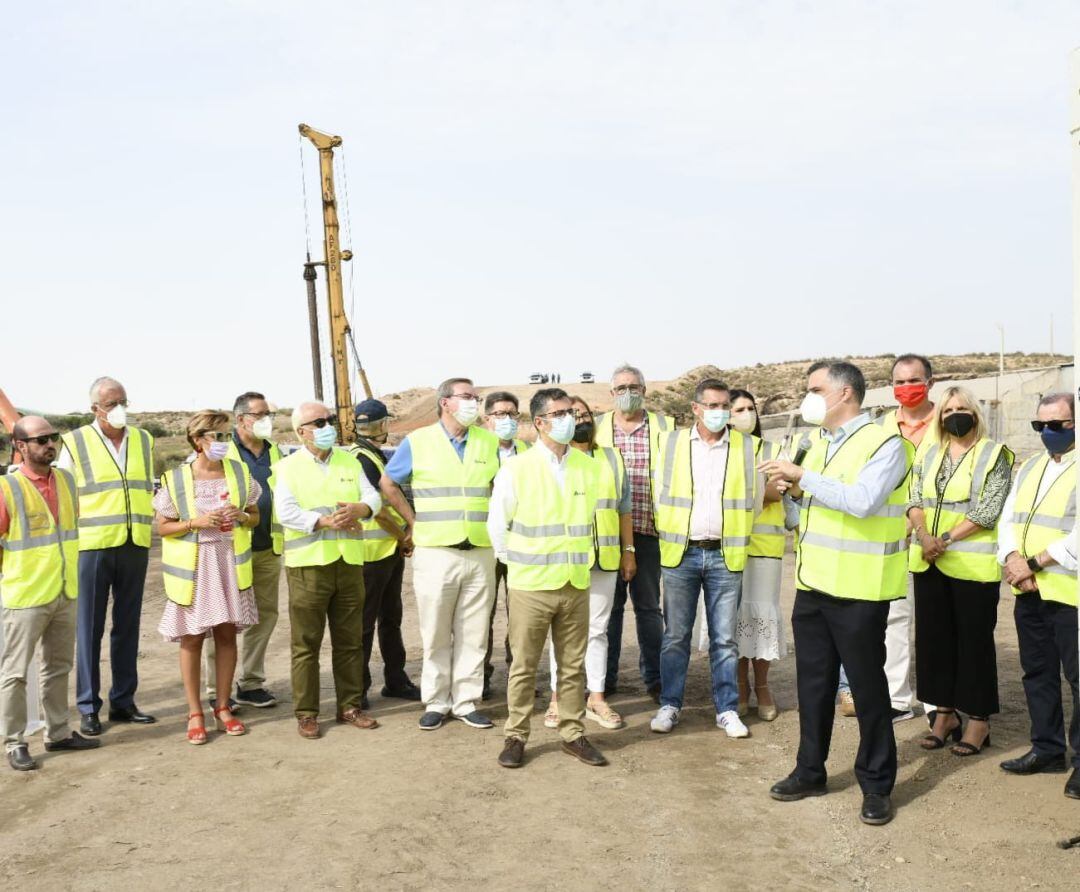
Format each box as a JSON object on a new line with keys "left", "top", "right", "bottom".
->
{"left": 409, "top": 423, "right": 498, "bottom": 547}
{"left": 274, "top": 449, "right": 367, "bottom": 567}
{"left": 60, "top": 425, "right": 155, "bottom": 549}
{"left": 346, "top": 440, "right": 406, "bottom": 562}
{"left": 908, "top": 438, "right": 1010, "bottom": 582}
{"left": 795, "top": 423, "right": 914, "bottom": 601}
{"left": 0, "top": 469, "right": 79, "bottom": 608}
{"left": 591, "top": 446, "right": 624, "bottom": 571}
{"left": 505, "top": 447, "right": 599, "bottom": 590}
{"left": 653, "top": 428, "right": 756, "bottom": 571}
{"left": 750, "top": 439, "right": 786, "bottom": 559}
{"left": 1011, "top": 454, "right": 1078, "bottom": 607}
{"left": 160, "top": 460, "right": 253, "bottom": 606}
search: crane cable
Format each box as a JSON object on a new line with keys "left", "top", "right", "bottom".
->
{"left": 337, "top": 144, "right": 369, "bottom": 394}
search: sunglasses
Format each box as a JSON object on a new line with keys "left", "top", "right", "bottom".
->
{"left": 1031, "top": 420, "right": 1074, "bottom": 433}
{"left": 198, "top": 430, "right": 232, "bottom": 442}
{"left": 303, "top": 416, "right": 336, "bottom": 429}
{"left": 18, "top": 434, "right": 61, "bottom": 446}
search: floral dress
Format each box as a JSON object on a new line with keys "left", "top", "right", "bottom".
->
{"left": 155, "top": 476, "right": 261, "bottom": 642}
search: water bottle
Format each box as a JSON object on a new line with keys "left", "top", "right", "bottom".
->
{"left": 219, "top": 491, "right": 234, "bottom": 533}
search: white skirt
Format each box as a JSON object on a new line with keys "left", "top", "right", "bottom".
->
{"left": 734, "top": 556, "right": 787, "bottom": 661}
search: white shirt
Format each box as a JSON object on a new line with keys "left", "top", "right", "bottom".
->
{"left": 487, "top": 439, "right": 570, "bottom": 561}
{"left": 274, "top": 446, "right": 382, "bottom": 534}
{"left": 684, "top": 425, "right": 765, "bottom": 541}
{"left": 997, "top": 451, "right": 1077, "bottom": 571}
{"left": 57, "top": 419, "right": 128, "bottom": 472}
{"left": 498, "top": 442, "right": 518, "bottom": 462}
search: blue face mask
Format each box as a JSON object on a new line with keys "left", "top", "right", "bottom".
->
{"left": 1041, "top": 426, "right": 1075, "bottom": 455}
{"left": 313, "top": 425, "right": 337, "bottom": 449}
{"left": 547, "top": 414, "right": 576, "bottom": 445}
{"left": 493, "top": 416, "right": 518, "bottom": 441}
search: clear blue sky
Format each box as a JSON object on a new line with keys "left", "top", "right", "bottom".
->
{"left": 3, "top": 2, "right": 1078, "bottom": 413}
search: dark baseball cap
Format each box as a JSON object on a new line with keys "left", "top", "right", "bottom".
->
{"left": 354, "top": 399, "right": 389, "bottom": 422}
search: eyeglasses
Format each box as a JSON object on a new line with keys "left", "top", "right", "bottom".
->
{"left": 243, "top": 411, "right": 273, "bottom": 420}
{"left": 573, "top": 412, "right": 592, "bottom": 422}
{"left": 302, "top": 416, "right": 336, "bottom": 429}
{"left": 198, "top": 430, "right": 232, "bottom": 442}
{"left": 695, "top": 402, "right": 729, "bottom": 411}
{"left": 17, "top": 434, "right": 60, "bottom": 445}
{"left": 488, "top": 411, "right": 520, "bottom": 420}
{"left": 612, "top": 385, "right": 643, "bottom": 395}
{"left": 1031, "top": 420, "right": 1074, "bottom": 432}
{"left": 450, "top": 393, "right": 480, "bottom": 402}
{"left": 97, "top": 399, "right": 128, "bottom": 410}
{"left": 537, "top": 409, "right": 575, "bottom": 420}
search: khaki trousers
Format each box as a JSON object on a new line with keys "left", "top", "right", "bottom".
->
{"left": 205, "top": 549, "right": 282, "bottom": 697}
{"left": 1, "top": 597, "right": 77, "bottom": 751}
{"left": 505, "top": 583, "right": 589, "bottom": 743}
{"left": 412, "top": 546, "right": 494, "bottom": 717}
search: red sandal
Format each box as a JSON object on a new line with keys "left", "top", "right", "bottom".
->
{"left": 213, "top": 705, "right": 247, "bottom": 736}
{"left": 187, "top": 712, "right": 208, "bottom": 746}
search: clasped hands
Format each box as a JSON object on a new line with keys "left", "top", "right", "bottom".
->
{"left": 317, "top": 501, "right": 368, "bottom": 532}
{"left": 191, "top": 505, "right": 248, "bottom": 529}
{"left": 1003, "top": 551, "right": 1039, "bottom": 593}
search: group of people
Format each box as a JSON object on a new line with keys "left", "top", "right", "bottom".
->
{"left": 0, "top": 361, "right": 1076, "bottom": 828}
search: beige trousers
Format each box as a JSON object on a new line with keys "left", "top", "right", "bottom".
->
{"left": 1, "top": 596, "right": 77, "bottom": 750}
{"left": 506, "top": 583, "right": 589, "bottom": 743}
{"left": 412, "top": 546, "right": 495, "bottom": 716}
{"left": 205, "top": 549, "right": 282, "bottom": 697}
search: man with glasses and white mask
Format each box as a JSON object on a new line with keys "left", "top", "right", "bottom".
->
{"left": 274, "top": 401, "right": 382, "bottom": 739}
{"left": 59, "top": 377, "right": 157, "bottom": 736}
{"left": 380, "top": 378, "right": 501, "bottom": 731}
{"left": 593, "top": 364, "right": 671, "bottom": 700}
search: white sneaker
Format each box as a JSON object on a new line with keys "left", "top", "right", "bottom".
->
{"left": 717, "top": 710, "right": 750, "bottom": 738}
{"left": 650, "top": 705, "right": 680, "bottom": 733}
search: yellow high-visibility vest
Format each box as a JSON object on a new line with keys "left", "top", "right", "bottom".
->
{"left": 591, "top": 445, "right": 625, "bottom": 571}
{"left": 594, "top": 410, "right": 672, "bottom": 484}
{"left": 273, "top": 447, "right": 367, "bottom": 568}
{"left": 796, "top": 422, "right": 914, "bottom": 600}
{"left": 0, "top": 469, "right": 79, "bottom": 608}
{"left": 160, "top": 460, "right": 254, "bottom": 606}
{"left": 1009, "top": 453, "right": 1077, "bottom": 607}
{"left": 653, "top": 428, "right": 757, "bottom": 571}
{"left": 505, "top": 446, "right": 599, "bottom": 591}
{"left": 409, "top": 423, "right": 499, "bottom": 548}
{"left": 909, "top": 438, "right": 1012, "bottom": 582}
{"left": 750, "top": 439, "right": 786, "bottom": 559}
{"left": 60, "top": 424, "right": 155, "bottom": 549}
{"left": 345, "top": 440, "right": 406, "bottom": 563}
{"left": 225, "top": 438, "right": 283, "bottom": 556}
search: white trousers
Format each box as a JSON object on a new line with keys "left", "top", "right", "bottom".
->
{"left": 412, "top": 546, "right": 495, "bottom": 717}
{"left": 549, "top": 568, "right": 616, "bottom": 694}
{"left": 885, "top": 585, "right": 915, "bottom": 711}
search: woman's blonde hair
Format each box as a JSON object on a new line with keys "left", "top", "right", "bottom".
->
{"left": 934, "top": 386, "right": 987, "bottom": 443}
{"left": 186, "top": 410, "right": 230, "bottom": 450}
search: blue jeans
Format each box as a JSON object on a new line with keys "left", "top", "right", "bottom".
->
{"left": 838, "top": 665, "right": 851, "bottom": 695}
{"left": 659, "top": 547, "right": 742, "bottom": 713}
{"left": 605, "top": 532, "right": 663, "bottom": 690}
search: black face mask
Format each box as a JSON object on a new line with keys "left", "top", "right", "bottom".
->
{"left": 943, "top": 412, "right": 975, "bottom": 438}
{"left": 572, "top": 422, "right": 594, "bottom": 444}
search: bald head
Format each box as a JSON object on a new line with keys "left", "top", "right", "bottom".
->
{"left": 12, "top": 415, "right": 60, "bottom": 471}
{"left": 12, "top": 415, "right": 55, "bottom": 441}
{"left": 292, "top": 401, "right": 332, "bottom": 433}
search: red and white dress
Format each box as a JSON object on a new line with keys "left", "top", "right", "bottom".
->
{"left": 155, "top": 477, "right": 261, "bottom": 642}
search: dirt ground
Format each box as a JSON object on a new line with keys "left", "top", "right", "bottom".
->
{"left": 1, "top": 547, "right": 1078, "bottom": 891}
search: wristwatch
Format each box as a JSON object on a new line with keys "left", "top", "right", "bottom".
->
{"left": 623, "top": 545, "right": 636, "bottom": 553}
{"left": 940, "top": 531, "right": 952, "bottom": 547}
{"left": 1026, "top": 555, "right": 1042, "bottom": 572}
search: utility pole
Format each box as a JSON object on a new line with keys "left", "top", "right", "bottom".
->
{"left": 303, "top": 260, "right": 323, "bottom": 402}
{"left": 299, "top": 123, "right": 356, "bottom": 444}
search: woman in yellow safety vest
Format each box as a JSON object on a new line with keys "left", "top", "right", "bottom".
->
{"left": 906, "top": 387, "right": 1013, "bottom": 756}
{"left": 154, "top": 411, "right": 262, "bottom": 745}
{"left": 730, "top": 390, "right": 792, "bottom": 721}
{"left": 544, "top": 396, "right": 636, "bottom": 731}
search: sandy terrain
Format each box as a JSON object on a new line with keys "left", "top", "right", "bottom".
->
{"left": 1, "top": 546, "right": 1078, "bottom": 891}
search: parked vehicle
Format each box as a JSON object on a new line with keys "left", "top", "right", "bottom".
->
{"left": 580, "top": 371, "right": 595, "bottom": 383}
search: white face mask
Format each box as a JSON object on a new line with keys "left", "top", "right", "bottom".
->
{"left": 105, "top": 405, "right": 127, "bottom": 429}
{"left": 547, "top": 414, "right": 576, "bottom": 445}
{"left": 701, "top": 408, "right": 730, "bottom": 433}
{"left": 251, "top": 416, "right": 273, "bottom": 439}
{"left": 799, "top": 392, "right": 828, "bottom": 427}
{"left": 493, "top": 416, "right": 518, "bottom": 441}
{"left": 730, "top": 410, "right": 757, "bottom": 433}
{"left": 452, "top": 399, "right": 479, "bottom": 426}
{"left": 204, "top": 441, "right": 230, "bottom": 461}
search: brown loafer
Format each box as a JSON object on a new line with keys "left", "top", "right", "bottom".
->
{"left": 561, "top": 735, "right": 608, "bottom": 766}
{"left": 297, "top": 716, "right": 320, "bottom": 739}
{"left": 337, "top": 707, "right": 379, "bottom": 730}
{"left": 498, "top": 737, "right": 525, "bottom": 769}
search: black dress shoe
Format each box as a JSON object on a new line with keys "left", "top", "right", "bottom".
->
{"left": 382, "top": 682, "right": 422, "bottom": 702}
{"left": 1065, "top": 768, "right": 1080, "bottom": 800}
{"left": 999, "top": 749, "right": 1068, "bottom": 775}
{"left": 80, "top": 713, "right": 102, "bottom": 736}
{"left": 498, "top": 737, "right": 525, "bottom": 769}
{"left": 108, "top": 705, "right": 156, "bottom": 724}
{"left": 8, "top": 745, "right": 38, "bottom": 771}
{"left": 860, "top": 793, "right": 893, "bottom": 825}
{"left": 770, "top": 773, "right": 828, "bottom": 801}
{"left": 561, "top": 736, "right": 608, "bottom": 766}
{"left": 44, "top": 731, "right": 102, "bottom": 752}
